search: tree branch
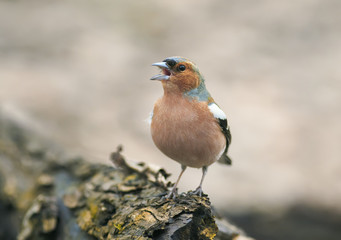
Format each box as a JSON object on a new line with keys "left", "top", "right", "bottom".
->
{"left": 0, "top": 109, "right": 255, "bottom": 240}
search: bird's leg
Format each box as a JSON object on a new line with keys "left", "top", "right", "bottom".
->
{"left": 192, "top": 166, "right": 208, "bottom": 197}
{"left": 167, "top": 165, "right": 187, "bottom": 199}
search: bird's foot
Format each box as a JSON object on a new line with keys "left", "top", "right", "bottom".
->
{"left": 191, "top": 186, "right": 204, "bottom": 197}
{"left": 161, "top": 188, "right": 178, "bottom": 200}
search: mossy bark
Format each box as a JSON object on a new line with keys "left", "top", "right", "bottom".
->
{"left": 0, "top": 110, "right": 254, "bottom": 240}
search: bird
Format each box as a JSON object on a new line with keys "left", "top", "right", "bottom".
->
{"left": 149, "top": 56, "right": 232, "bottom": 198}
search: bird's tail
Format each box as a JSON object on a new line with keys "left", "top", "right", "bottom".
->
{"left": 218, "top": 154, "right": 232, "bottom": 165}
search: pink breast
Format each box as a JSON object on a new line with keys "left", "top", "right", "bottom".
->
{"left": 151, "top": 97, "right": 226, "bottom": 168}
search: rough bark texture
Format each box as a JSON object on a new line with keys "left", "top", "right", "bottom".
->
{"left": 0, "top": 110, "right": 254, "bottom": 240}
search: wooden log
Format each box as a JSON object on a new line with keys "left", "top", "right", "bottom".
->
{"left": 0, "top": 109, "right": 254, "bottom": 240}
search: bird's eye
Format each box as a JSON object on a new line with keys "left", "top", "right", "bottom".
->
{"left": 178, "top": 64, "right": 186, "bottom": 71}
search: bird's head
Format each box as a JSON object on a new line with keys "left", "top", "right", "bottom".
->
{"left": 151, "top": 56, "right": 205, "bottom": 94}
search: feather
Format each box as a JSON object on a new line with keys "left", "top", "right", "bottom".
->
{"left": 208, "top": 103, "right": 232, "bottom": 165}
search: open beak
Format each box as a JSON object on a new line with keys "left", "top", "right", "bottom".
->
{"left": 151, "top": 62, "right": 171, "bottom": 80}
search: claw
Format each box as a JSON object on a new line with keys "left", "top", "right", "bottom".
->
{"left": 166, "top": 188, "right": 178, "bottom": 199}
{"left": 163, "top": 165, "right": 186, "bottom": 200}
{"left": 191, "top": 186, "right": 204, "bottom": 197}
{"left": 190, "top": 166, "right": 208, "bottom": 197}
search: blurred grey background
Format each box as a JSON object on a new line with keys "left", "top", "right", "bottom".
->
{"left": 1, "top": 0, "right": 341, "bottom": 239}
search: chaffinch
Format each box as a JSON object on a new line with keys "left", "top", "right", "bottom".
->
{"left": 150, "top": 56, "right": 232, "bottom": 198}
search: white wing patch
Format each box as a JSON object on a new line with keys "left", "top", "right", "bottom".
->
{"left": 208, "top": 103, "right": 226, "bottom": 120}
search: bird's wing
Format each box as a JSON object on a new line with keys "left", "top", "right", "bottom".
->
{"left": 208, "top": 102, "right": 232, "bottom": 165}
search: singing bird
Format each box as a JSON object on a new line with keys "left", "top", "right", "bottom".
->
{"left": 149, "top": 56, "right": 232, "bottom": 198}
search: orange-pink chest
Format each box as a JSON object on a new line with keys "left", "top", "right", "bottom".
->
{"left": 150, "top": 94, "right": 226, "bottom": 168}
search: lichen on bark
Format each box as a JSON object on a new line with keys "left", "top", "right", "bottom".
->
{"left": 0, "top": 110, "right": 255, "bottom": 240}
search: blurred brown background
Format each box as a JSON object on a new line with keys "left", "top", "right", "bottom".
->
{"left": 1, "top": 0, "right": 341, "bottom": 239}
